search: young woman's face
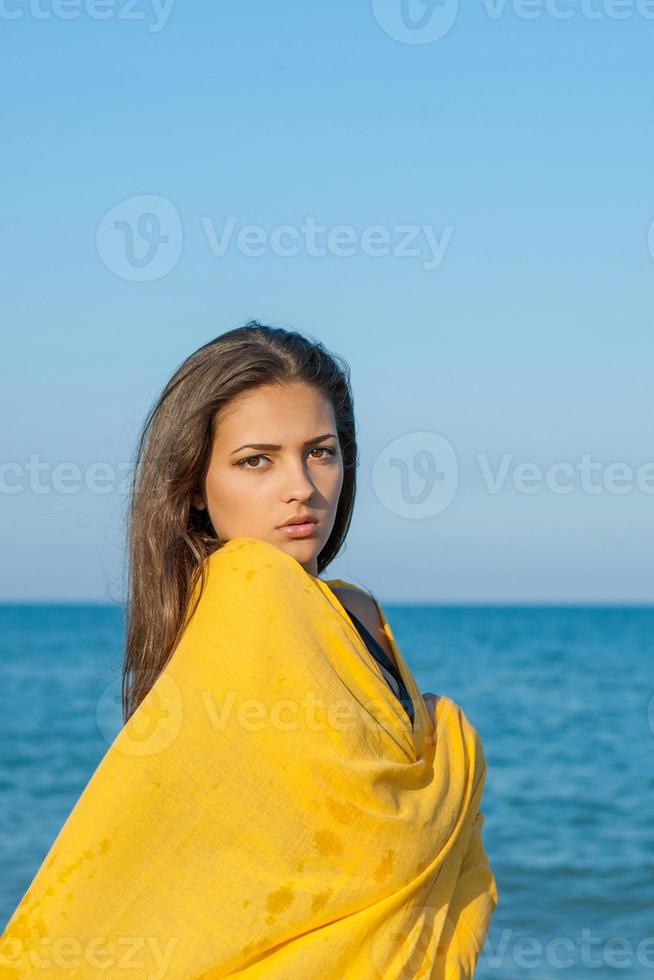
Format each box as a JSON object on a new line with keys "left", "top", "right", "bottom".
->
{"left": 192, "top": 382, "right": 345, "bottom": 577}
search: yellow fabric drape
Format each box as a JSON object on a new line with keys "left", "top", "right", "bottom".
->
{"left": 0, "top": 536, "right": 499, "bottom": 978}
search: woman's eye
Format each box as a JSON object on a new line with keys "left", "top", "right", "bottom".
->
{"left": 236, "top": 455, "right": 267, "bottom": 469}
{"left": 236, "top": 447, "right": 336, "bottom": 470}
{"left": 309, "top": 447, "right": 336, "bottom": 460}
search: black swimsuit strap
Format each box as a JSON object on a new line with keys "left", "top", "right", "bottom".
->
{"left": 344, "top": 609, "right": 415, "bottom": 727}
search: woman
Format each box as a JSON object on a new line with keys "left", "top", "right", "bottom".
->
{"left": 0, "top": 321, "right": 498, "bottom": 978}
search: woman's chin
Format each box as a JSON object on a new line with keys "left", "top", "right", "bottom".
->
{"left": 278, "top": 536, "right": 319, "bottom": 554}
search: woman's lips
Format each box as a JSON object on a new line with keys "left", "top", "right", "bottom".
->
{"left": 277, "top": 521, "right": 319, "bottom": 539}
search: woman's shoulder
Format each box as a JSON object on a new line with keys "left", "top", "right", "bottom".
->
{"left": 325, "top": 577, "right": 370, "bottom": 599}
{"left": 324, "top": 578, "right": 378, "bottom": 619}
{"left": 323, "top": 579, "right": 393, "bottom": 657}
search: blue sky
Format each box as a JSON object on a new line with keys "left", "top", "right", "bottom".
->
{"left": 2, "top": 0, "right": 653, "bottom": 601}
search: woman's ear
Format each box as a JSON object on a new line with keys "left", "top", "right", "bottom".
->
{"left": 191, "top": 492, "right": 206, "bottom": 510}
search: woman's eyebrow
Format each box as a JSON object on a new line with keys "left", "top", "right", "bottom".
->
{"left": 230, "top": 433, "right": 338, "bottom": 454}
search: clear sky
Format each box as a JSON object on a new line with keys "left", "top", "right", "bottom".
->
{"left": 2, "top": 1, "right": 653, "bottom": 602}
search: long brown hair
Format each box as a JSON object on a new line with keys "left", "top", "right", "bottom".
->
{"left": 121, "top": 321, "right": 358, "bottom": 723}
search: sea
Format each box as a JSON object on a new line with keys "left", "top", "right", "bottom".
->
{"left": 1, "top": 603, "right": 652, "bottom": 978}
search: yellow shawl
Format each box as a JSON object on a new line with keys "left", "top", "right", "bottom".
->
{"left": 0, "top": 536, "right": 498, "bottom": 978}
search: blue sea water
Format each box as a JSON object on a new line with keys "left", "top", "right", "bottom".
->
{"left": 1, "top": 603, "right": 652, "bottom": 978}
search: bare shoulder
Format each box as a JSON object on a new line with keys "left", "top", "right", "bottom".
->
{"left": 330, "top": 585, "right": 395, "bottom": 661}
